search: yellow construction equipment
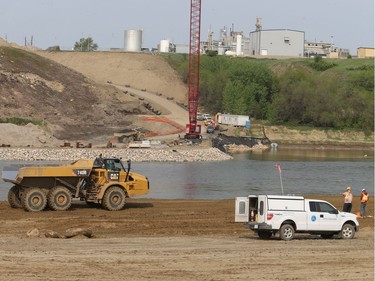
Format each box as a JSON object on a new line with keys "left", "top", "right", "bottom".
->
{"left": 2, "top": 157, "right": 149, "bottom": 212}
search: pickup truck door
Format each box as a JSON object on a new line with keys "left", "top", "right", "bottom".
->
{"left": 308, "top": 201, "right": 340, "bottom": 231}
{"left": 235, "top": 197, "right": 249, "bottom": 222}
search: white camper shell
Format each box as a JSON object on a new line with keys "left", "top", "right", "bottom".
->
{"left": 235, "top": 195, "right": 359, "bottom": 240}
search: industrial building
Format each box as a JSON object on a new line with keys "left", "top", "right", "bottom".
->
{"left": 304, "top": 40, "right": 350, "bottom": 58}
{"left": 122, "top": 19, "right": 352, "bottom": 59}
{"left": 357, "top": 47, "right": 375, "bottom": 58}
{"left": 249, "top": 29, "right": 304, "bottom": 57}
{"left": 203, "top": 26, "right": 250, "bottom": 56}
{"left": 202, "top": 23, "right": 350, "bottom": 58}
{"left": 201, "top": 18, "right": 305, "bottom": 57}
{"left": 158, "top": 39, "right": 176, "bottom": 53}
{"left": 200, "top": 22, "right": 305, "bottom": 58}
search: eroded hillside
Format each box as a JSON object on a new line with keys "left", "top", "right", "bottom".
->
{"left": 0, "top": 45, "right": 149, "bottom": 143}
{"left": 38, "top": 51, "right": 187, "bottom": 103}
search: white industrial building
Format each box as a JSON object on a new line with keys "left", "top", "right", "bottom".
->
{"left": 249, "top": 29, "right": 305, "bottom": 57}
{"left": 158, "top": 39, "right": 176, "bottom": 53}
{"left": 122, "top": 19, "right": 350, "bottom": 58}
{"left": 200, "top": 22, "right": 305, "bottom": 57}
{"left": 304, "top": 40, "right": 350, "bottom": 58}
{"left": 175, "top": 44, "right": 189, "bottom": 53}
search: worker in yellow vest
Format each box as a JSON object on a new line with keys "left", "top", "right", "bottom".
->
{"left": 342, "top": 186, "right": 353, "bottom": 213}
{"left": 360, "top": 189, "right": 369, "bottom": 218}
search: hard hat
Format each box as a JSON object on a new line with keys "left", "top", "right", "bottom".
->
{"left": 362, "top": 189, "right": 366, "bottom": 192}
{"left": 346, "top": 186, "right": 351, "bottom": 190}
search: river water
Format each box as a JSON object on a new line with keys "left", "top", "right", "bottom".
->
{"left": 0, "top": 148, "right": 373, "bottom": 200}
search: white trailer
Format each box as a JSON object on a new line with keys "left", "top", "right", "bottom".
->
{"left": 217, "top": 114, "right": 249, "bottom": 127}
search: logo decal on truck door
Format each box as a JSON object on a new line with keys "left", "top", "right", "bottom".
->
{"left": 311, "top": 215, "right": 317, "bottom": 222}
{"left": 108, "top": 172, "right": 119, "bottom": 181}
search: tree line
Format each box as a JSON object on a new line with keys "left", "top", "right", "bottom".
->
{"left": 165, "top": 54, "right": 374, "bottom": 134}
{"left": 74, "top": 37, "right": 98, "bottom": 51}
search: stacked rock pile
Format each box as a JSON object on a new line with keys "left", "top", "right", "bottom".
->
{"left": 0, "top": 147, "right": 232, "bottom": 162}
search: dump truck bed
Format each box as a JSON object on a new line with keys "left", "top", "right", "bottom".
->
{"left": 2, "top": 159, "right": 94, "bottom": 187}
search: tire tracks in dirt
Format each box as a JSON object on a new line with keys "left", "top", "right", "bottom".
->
{"left": 114, "top": 84, "right": 188, "bottom": 128}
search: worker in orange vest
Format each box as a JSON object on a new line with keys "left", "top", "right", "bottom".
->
{"left": 360, "top": 189, "right": 369, "bottom": 218}
{"left": 342, "top": 186, "right": 353, "bottom": 213}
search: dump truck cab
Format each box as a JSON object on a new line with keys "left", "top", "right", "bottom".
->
{"left": 85, "top": 157, "right": 150, "bottom": 210}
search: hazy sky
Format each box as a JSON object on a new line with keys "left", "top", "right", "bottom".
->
{"left": 1, "top": 0, "right": 374, "bottom": 54}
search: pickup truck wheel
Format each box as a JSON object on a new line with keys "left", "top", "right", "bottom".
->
{"left": 8, "top": 185, "right": 22, "bottom": 208}
{"left": 340, "top": 224, "right": 355, "bottom": 239}
{"left": 48, "top": 186, "right": 72, "bottom": 211}
{"left": 102, "top": 186, "right": 126, "bottom": 211}
{"left": 258, "top": 231, "right": 272, "bottom": 239}
{"left": 22, "top": 188, "right": 47, "bottom": 212}
{"left": 280, "top": 224, "right": 295, "bottom": 241}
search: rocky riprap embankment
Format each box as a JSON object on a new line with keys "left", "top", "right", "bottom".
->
{"left": 0, "top": 147, "right": 232, "bottom": 162}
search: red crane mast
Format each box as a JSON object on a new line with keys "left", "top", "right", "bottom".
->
{"left": 185, "top": 0, "right": 202, "bottom": 139}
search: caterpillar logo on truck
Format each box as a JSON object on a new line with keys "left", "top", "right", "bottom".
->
{"left": 235, "top": 195, "right": 359, "bottom": 240}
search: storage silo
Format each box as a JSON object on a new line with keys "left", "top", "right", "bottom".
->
{"left": 124, "top": 29, "right": 142, "bottom": 52}
{"left": 236, "top": 35, "right": 242, "bottom": 56}
{"left": 159, "top": 39, "right": 170, "bottom": 53}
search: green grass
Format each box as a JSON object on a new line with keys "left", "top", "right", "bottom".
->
{"left": 0, "top": 117, "right": 45, "bottom": 126}
{"left": 0, "top": 46, "right": 50, "bottom": 70}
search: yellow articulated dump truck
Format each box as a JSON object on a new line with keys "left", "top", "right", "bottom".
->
{"left": 2, "top": 157, "right": 149, "bottom": 212}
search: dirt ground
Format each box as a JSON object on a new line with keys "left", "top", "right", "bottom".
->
{"left": 37, "top": 51, "right": 187, "bottom": 104}
{"left": 0, "top": 195, "right": 373, "bottom": 281}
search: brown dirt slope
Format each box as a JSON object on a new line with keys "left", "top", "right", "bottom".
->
{"left": 0, "top": 46, "right": 150, "bottom": 143}
{"left": 38, "top": 51, "right": 187, "bottom": 103}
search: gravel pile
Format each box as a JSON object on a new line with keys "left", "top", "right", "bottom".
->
{"left": 0, "top": 147, "right": 233, "bottom": 162}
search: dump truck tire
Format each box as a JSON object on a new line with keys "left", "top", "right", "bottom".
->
{"left": 8, "top": 185, "right": 22, "bottom": 208}
{"left": 102, "top": 186, "right": 126, "bottom": 211}
{"left": 48, "top": 186, "right": 72, "bottom": 211}
{"left": 22, "top": 188, "right": 47, "bottom": 212}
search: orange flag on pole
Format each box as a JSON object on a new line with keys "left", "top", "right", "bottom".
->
{"left": 275, "top": 163, "right": 282, "bottom": 173}
{"left": 275, "top": 163, "right": 284, "bottom": 195}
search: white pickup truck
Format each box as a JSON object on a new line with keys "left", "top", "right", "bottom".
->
{"left": 235, "top": 195, "right": 359, "bottom": 240}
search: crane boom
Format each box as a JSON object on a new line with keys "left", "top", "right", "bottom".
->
{"left": 185, "top": 0, "right": 202, "bottom": 138}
